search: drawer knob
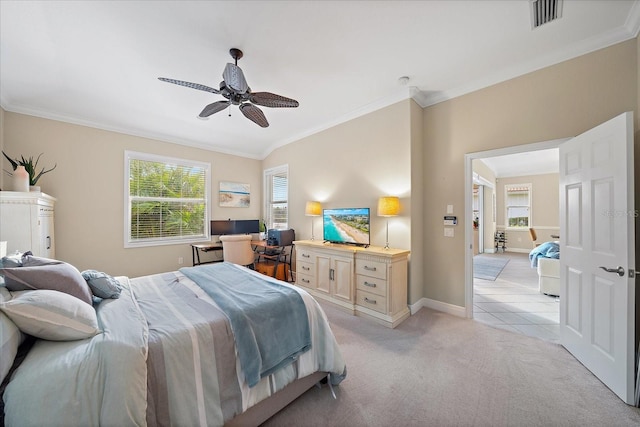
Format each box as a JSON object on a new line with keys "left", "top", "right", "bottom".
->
{"left": 302, "top": 278, "right": 310, "bottom": 284}
{"left": 364, "top": 281, "right": 376, "bottom": 288}
{"left": 364, "top": 266, "right": 377, "bottom": 271}
{"left": 364, "top": 297, "right": 377, "bottom": 304}
{"left": 302, "top": 254, "right": 310, "bottom": 258}
{"left": 302, "top": 266, "right": 310, "bottom": 271}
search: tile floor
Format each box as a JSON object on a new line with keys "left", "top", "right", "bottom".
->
{"left": 473, "top": 252, "right": 560, "bottom": 343}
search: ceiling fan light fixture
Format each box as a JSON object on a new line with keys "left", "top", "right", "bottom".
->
{"left": 158, "top": 47, "right": 298, "bottom": 128}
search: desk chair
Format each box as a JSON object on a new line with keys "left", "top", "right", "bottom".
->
{"left": 257, "top": 229, "right": 295, "bottom": 281}
{"left": 528, "top": 228, "right": 540, "bottom": 248}
{"left": 219, "top": 235, "right": 256, "bottom": 268}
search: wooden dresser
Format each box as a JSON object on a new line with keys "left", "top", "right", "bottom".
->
{"left": 294, "top": 240, "right": 410, "bottom": 328}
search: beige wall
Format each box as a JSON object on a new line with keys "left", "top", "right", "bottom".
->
{"left": 263, "top": 99, "right": 421, "bottom": 302}
{"left": 495, "top": 173, "right": 559, "bottom": 252}
{"left": 1, "top": 112, "right": 262, "bottom": 277}
{"left": 423, "top": 39, "right": 638, "bottom": 307}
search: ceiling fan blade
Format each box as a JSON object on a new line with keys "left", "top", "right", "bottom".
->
{"left": 240, "top": 104, "right": 269, "bottom": 128}
{"left": 249, "top": 92, "right": 299, "bottom": 108}
{"left": 158, "top": 77, "right": 220, "bottom": 94}
{"left": 223, "top": 63, "right": 249, "bottom": 94}
{"left": 199, "top": 101, "right": 230, "bottom": 118}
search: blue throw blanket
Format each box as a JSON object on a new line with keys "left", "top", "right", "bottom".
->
{"left": 179, "top": 263, "right": 311, "bottom": 387}
{"left": 529, "top": 241, "right": 560, "bottom": 268}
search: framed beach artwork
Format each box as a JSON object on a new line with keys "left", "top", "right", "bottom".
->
{"left": 219, "top": 181, "right": 250, "bottom": 207}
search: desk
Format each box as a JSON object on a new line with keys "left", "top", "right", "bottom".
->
{"left": 191, "top": 243, "right": 223, "bottom": 266}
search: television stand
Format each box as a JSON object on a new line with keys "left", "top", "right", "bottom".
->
{"left": 293, "top": 240, "right": 410, "bottom": 328}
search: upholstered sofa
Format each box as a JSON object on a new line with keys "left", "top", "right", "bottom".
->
{"left": 537, "top": 258, "right": 560, "bottom": 296}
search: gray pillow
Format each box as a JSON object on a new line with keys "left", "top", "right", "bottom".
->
{"left": 0, "top": 255, "right": 23, "bottom": 268}
{"left": 21, "top": 254, "right": 63, "bottom": 267}
{"left": 81, "top": 270, "right": 122, "bottom": 299}
{"left": 1, "top": 263, "right": 93, "bottom": 305}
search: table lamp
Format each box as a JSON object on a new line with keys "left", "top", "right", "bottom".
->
{"left": 377, "top": 196, "right": 399, "bottom": 249}
{"left": 305, "top": 201, "right": 322, "bottom": 240}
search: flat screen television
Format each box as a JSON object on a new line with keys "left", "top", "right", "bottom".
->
{"left": 323, "top": 208, "right": 370, "bottom": 247}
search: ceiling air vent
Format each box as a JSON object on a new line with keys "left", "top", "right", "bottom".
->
{"left": 530, "top": 0, "right": 563, "bottom": 29}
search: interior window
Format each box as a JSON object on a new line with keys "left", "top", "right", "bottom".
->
{"left": 124, "top": 151, "right": 210, "bottom": 247}
{"left": 505, "top": 183, "right": 531, "bottom": 228}
{"left": 264, "top": 165, "right": 288, "bottom": 230}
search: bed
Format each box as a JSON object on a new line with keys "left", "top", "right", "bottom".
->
{"left": 0, "top": 256, "right": 346, "bottom": 426}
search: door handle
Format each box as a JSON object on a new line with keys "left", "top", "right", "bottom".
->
{"left": 599, "top": 266, "right": 625, "bottom": 277}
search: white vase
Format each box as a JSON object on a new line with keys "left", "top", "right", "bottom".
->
{"left": 12, "top": 165, "right": 29, "bottom": 192}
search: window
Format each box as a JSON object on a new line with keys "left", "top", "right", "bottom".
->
{"left": 124, "top": 151, "right": 210, "bottom": 247}
{"left": 505, "top": 183, "right": 531, "bottom": 228}
{"left": 264, "top": 165, "right": 288, "bottom": 230}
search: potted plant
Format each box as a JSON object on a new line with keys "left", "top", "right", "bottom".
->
{"left": 3, "top": 151, "right": 57, "bottom": 191}
{"left": 259, "top": 219, "right": 267, "bottom": 240}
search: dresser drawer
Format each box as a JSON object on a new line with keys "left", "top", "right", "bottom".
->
{"left": 296, "top": 273, "right": 316, "bottom": 289}
{"left": 355, "top": 259, "right": 386, "bottom": 280}
{"left": 356, "top": 274, "right": 386, "bottom": 297}
{"left": 297, "top": 249, "right": 315, "bottom": 264}
{"left": 297, "top": 261, "right": 314, "bottom": 277}
{"left": 356, "top": 290, "right": 387, "bottom": 314}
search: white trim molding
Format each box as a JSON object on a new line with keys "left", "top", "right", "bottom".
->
{"left": 410, "top": 297, "right": 467, "bottom": 318}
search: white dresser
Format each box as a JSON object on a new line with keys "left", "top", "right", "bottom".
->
{"left": 294, "top": 240, "right": 410, "bottom": 328}
{"left": 0, "top": 191, "right": 56, "bottom": 258}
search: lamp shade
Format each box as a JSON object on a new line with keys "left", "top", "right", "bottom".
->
{"left": 377, "top": 196, "right": 399, "bottom": 217}
{"left": 305, "top": 201, "right": 322, "bottom": 216}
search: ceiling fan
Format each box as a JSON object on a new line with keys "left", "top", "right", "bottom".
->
{"left": 158, "top": 48, "right": 299, "bottom": 128}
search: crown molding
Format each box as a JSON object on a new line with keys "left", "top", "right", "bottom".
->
{"left": 0, "top": 103, "right": 263, "bottom": 160}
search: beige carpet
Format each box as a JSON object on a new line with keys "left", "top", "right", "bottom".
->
{"left": 263, "top": 302, "right": 640, "bottom": 427}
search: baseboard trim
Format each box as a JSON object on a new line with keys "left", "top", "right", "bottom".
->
{"left": 410, "top": 297, "right": 466, "bottom": 318}
{"left": 506, "top": 248, "right": 530, "bottom": 254}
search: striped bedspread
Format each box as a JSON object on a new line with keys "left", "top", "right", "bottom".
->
{"left": 3, "top": 264, "right": 346, "bottom": 427}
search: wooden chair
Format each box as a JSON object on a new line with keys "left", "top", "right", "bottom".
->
{"left": 219, "top": 234, "right": 256, "bottom": 268}
{"left": 528, "top": 227, "right": 540, "bottom": 248}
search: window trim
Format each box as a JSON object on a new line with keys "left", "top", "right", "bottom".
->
{"left": 124, "top": 150, "right": 211, "bottom": 248}
{"left": 504, "top": 183, "right": 532, "bottom": 230}
{"left": 263, "top": 164, "right": 289, "bottom": 230}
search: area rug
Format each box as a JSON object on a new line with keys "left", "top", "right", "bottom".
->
{"left": 473, "top": 256, "right": 509, "bottom": 281}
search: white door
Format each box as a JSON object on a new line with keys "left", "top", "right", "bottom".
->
{"left": 559, "top": 111, "right": 635, "bottom": 404}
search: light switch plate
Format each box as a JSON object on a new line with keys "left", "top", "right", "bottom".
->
{"left": 446, "top": 204, "right": 454, "bottom": 214}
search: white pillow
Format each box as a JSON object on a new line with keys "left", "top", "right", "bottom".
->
{"left": 0, "top": 290, "right": 100, "bottom": 341}
{"left": 0, "top": 287, "right": 22, "bottom": 384}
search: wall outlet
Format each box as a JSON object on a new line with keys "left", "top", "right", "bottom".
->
{"left": 178, "top": 257, "right": 184, "bottom": 265}
{"left": 444, "top": 228, "right": 454, "bottom": 238}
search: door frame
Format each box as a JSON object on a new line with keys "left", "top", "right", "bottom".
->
{"left": 463, "top": 138, "right": 570, "bottom": 318}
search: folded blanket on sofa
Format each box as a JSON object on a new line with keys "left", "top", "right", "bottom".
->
{"left": 529, "top": 241, "right": 560, "bottom": 268}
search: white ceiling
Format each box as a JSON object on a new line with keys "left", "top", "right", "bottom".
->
{"left": 1, "top": 1, "right": 638, "bottom": 160}
{"left": 479, "top": 148, "right": 559, "bottom": 178}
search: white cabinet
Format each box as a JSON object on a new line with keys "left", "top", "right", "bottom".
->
{"left": 294, "top": 240, "right": 410, "bottom": 328}
{"left": 296, "top": 244, "right": 354, "bottom": 310}
{"left": 0, "top": 191, "right": 56, "bottom": 258}
{"left": 315, "top": 251, "right": 354, "bottom": 305}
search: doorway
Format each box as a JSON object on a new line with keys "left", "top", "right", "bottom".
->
{"left": 465, "top": 139, "right": 567, "bottom": 342}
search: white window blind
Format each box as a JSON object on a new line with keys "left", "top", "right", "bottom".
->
{"left": 505, "top": 184, "right": 531, "bottom": 228}
{"left": 125, "top": 151, "right": 210, "bottom": 247}
{"left": 264, "top": 165, "right": 288, "bottom": 230}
